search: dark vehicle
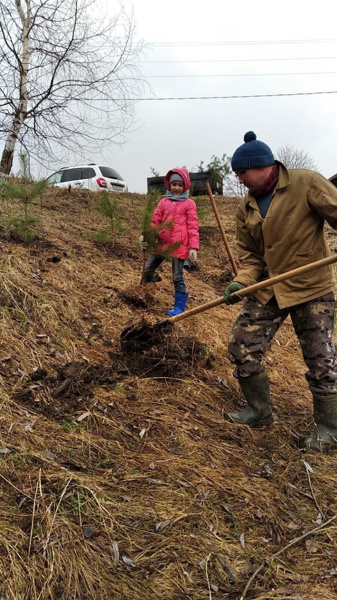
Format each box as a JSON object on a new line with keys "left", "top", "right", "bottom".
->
{"left": 147, "top": 171, "right": 222, "bottom": 196}
{"left": 329, "top": 174, "right": 337, "bottom": 188}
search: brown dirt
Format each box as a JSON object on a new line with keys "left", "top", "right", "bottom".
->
{"left": 0, "top": 185, "right": 336, "bottom": 599}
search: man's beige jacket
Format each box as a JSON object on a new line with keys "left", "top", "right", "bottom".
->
{"left": 235, "top": 162, "right": 337, "bottom": 309}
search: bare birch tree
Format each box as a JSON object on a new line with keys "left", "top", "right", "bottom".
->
{"left": 223, "top": 173, "right": 246, "bottom": 198}
{"left": 275, "top": 145, "right": 317, "bottom": 170}
{"left": 0, "top": 0, "right": 146, "bottom": 174}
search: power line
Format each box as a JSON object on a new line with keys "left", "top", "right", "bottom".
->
{"left": 126, "top": 90, "right": 337, "bottom": 101}
{"left": 143, "top": 71, "right": 337, "bottom": 78}
{"left": 139, "top": 56, "right": 337, "bottom": 64}
{"left": 147, "top": 38, "right": 337, "bottom": 47}
{"left": 63, "top": 89, "right": 337, "bottom": 102}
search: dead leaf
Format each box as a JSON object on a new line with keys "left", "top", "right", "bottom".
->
{"left": 42, "top": 451, "right": 56, "bottom": 461}
{"left": 77, "top": 411, "right": 91, "bottom": 422}
{"left": 110, "top": 541, "right": 119, "bottom": 566}
{"left": 83, "top": 527, "right": 94, "bottom": 538}
{"left": 285, "top": 521, "right": 302, "bottom": 530}
{"left": 218, "top": 557, "right": 236, "bottom": 582}
{"left": 147, "top": 478, "right": 169, "bottom": 486}
{"left": 155, "top": 520, "right": 170, "bottom": 532}
{"left": 196, "top": 490, "right": 210, "bottom": 502}
{"left": 282, "top": 572, "right": 309, "bottom": 583}
{"left": 122, "top": 555, "right": 136, "bottom": 567}
{"left": 216, "top": 376, "right": 228, "bottom": 388}
{"left": 239, "top": 533, "right": 245, "bottom": 548}
{"left": 25, "top": 422, "right": 36, "bottom": 432}
{"left": 302, "top": 459, "right": 314, "bottom": 473}
{"left": 305, "top": 538, "right": 320, "bottom": 553}
{"left": 177, "top": 479, "right": 191, "bottom": 488}
{"left": 148, "top": 410, "right": 161, "bottom": 417}
{"left": 139, "top": 428, "right": 146, "bottom": 439}
{"left": 36, "top": 334, "right": 51, "bottom": 344}
{"left": 322, "top": 567, "right": 337, "bottom": 579}
{"left": 54, "top": 377, "right": 72, "bottom": 397}
{"left": 183, "top": 570, "right": 193, "bottom": 583}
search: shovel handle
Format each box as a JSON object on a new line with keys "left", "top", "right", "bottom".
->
{"left": 205, "top": 182, "right": 238, "bottom": 276}
{"left": 166, "top": 253, "right": 337, "bottom": 324}
{"left": 139, "top": 249, "right": 147, "bottom": 285}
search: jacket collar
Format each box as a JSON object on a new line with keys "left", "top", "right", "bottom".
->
{"left": 275, "top": 161, "right": 291, "bottom": 189}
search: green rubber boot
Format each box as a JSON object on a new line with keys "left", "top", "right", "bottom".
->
{"left": 227, "top": 370, "right": 274, "bottom": 427}
{"left": 304, "top": 395, "right": 337, "bottom": 452}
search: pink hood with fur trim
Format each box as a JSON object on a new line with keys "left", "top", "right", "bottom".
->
{"left": 164, "top": 167, "right": 191, "bottom": 192}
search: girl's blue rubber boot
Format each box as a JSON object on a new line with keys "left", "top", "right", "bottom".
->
{"left": 166, "top": 293, "right": 189, "bottom": 317}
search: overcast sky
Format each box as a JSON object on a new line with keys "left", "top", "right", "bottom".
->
{"left": 101, "top": 0, "right": 337, "bottom": 192}
{"left": 18, "top": 0, "right": 337, "bottom": 191}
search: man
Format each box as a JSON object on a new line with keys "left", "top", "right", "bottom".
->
{"left": 223, "top": 131, "right": 337, "bottom": 452}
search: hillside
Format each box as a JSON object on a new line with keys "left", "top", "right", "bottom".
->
{"left": 0, "top": 186, "right": 337, "bottom": 600}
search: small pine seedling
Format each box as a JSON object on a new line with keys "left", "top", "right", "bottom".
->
{"left": 0, "top": 153, "right": 47, "bottom": 242}
{"left": 92, "top": 192, "right": 126, "bottom": 246}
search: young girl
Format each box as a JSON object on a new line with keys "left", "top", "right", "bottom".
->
{"left": 140, "top": 167, "right": 199, "bottom": 316}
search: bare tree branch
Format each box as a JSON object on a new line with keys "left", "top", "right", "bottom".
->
{"left": 276, "top": 144, "right": 318, "bottom": 170}
{"left": 223, "top": 172, "right": 246, "bottom": 198}
{"left": 0, "top": 0, "right": 148, "bottom": 174}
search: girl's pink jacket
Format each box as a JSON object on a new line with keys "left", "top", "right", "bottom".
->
{"left": 152, "top": 168, "right": 199, "bottom": 260}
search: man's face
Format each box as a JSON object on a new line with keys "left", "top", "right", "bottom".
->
{"left": 234, "top": 166, "right": 273, "bottom": 192}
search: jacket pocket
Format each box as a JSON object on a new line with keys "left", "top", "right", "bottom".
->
{"left": 295, "top": 245, "right": 325, "bottom": 262}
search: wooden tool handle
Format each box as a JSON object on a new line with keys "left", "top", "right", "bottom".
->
{"left": 167, "top": 253, "right": 337, "bottom": 324}
{"left": 205, "top": 182, "right": 238, "bottom": 276}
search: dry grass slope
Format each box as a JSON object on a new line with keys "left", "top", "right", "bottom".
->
{"left": 0, "top": 186, "right": 336, "bottom": 600}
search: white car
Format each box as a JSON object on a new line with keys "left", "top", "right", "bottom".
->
{"left": 45, "top": 164, "right": 127, "bottom": 192}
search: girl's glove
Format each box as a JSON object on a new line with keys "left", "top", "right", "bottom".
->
{"left": 139, "top": 234, "right": 148, "bottom": 251}
{"left": 223, "top": 282, "right": 245, "bottom": 305}
{"left": 189, "top": 249, "right": 198, "bottom": 264}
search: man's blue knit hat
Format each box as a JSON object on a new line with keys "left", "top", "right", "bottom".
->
{"left": 231, "top": 131, "right": 275, "bottom": 171}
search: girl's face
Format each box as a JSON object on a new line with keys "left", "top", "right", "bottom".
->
{"left": 170, "top": 180, "right": 184, "bottom": 195}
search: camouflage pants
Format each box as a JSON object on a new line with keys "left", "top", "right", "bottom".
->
{"left": 228, "top": 292, "right": 337, "bottom": 395}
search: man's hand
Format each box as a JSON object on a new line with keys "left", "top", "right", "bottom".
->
{"left": 189, "top": 249, "right": 198, "bottom": 264}
{"left": 139, "top": 234, "right": 148, "bottom": 251}
{"left": 223, "top": 282, "right": 245, "bottom": 305}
